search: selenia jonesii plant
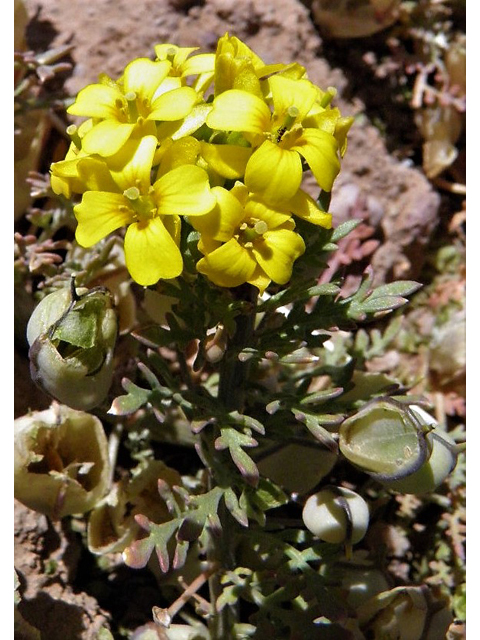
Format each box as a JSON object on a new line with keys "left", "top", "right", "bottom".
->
{"left": 16, "top": 33, "right": 462, "bottom": 639}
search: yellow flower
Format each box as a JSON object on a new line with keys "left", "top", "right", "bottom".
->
{"left": 213, "top": 33, "right": 300, "bottom": 97}
{"left": 206, "top": 74, "right": 341, "bottom": 204}
{"left": 190, "top": 182, "right": 306, "bottom": 293}
{"left": 67, "top": 58, "right": 200, "bottom": 156}
{"left": 154, "top": 43, "right": 215, "bottom": 93}
{"left": 73, "top": 135, "right": 216, "bottom": 286}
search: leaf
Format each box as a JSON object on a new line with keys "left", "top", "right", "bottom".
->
{"left": 215, "top": 427, "right": 259, "bottom": 486}
{"left": 108, "top": 378, "right": 150, "bottom": 415}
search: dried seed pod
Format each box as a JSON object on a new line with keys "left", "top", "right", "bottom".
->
{"left": 302, "top": 486, "right": 369, "bottom": 545}
{"left": 338, "top": 399, "right": 431, "bottom": 482}
{"left": 27, "top": 284, "right": 118, "bottom": 411}
{"left": 14, "top": 403, "right": 111, "bottom": 519}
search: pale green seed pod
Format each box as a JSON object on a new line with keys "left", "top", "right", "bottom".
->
{"left": 321, "top": 560, "right": 392, "bottom": 609}
{"left": 302, "top": 486, "right": 369, "bottom": 545}
{"left": 14, "top": 403, "right": 111, "bottom": 519}
{"left": 27, "top": 284, "right": 118, "bottom": 411}
{"left": 338, "top": 398, "right": 432, "bottom": 482}
{"left": 257, "top": 443, "right": 337, "bottom": 495}
{"left": 379, "top": 429, "right": 458, "bottom": 495}
{"left": 356, "top": 585, "right": 453, "bottom": 639}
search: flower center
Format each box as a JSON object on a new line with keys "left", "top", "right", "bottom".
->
{"left": 123, "top": 187, "right": 156, "bottom": 221}
{"left": 237, "top": 218, "right": 268, "bottom": 246}
{"left": 273, "top": 106, "right": 299, "bottom": 143}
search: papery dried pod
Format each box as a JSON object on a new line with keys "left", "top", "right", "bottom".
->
{"left": 87, "top": 461, "right": 182, "bottom": 555}
{"left": 338, "top": 398, "right": 432, "bottom": 481}
{"left": 27, "top": 284, "right": 118, "bottom": 411}
{"left": 311, "top": 0, "right": 401, "bottom": 39}
{"left": 302, "top": 486, "right": 369, "bottom": 545}
{"left": 256, "top": 442, "right": 338, "bottom": 495}
{"left": 14, "top": 403, "right": 111, "bottom": 519}
{"left": 356, "top": 585, "right": 453, "bottom": 639}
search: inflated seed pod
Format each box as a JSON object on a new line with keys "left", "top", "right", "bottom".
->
{"left": 379, "top": 429, "right": 458, "bottom": 495}
{"left": 256, "top": 443, "right": 338, "bottom": 495}
{"left": 27, "top": 283, "right": 118, "bottom": 411}
{"left": 356, "top": 585, "right": 453, "bottom": 639}
{"left": 302, "top": 486, "right": 369, "bottom": 545}
{"left": 14, "top": 403, "right": 111, "bottom": 519}
{"left": 338, "top": 398, "right": 432, "bottom": 482}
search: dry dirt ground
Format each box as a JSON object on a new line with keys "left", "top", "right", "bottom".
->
{"left": 15, "top": 0, "right": 465, "bottom": 638}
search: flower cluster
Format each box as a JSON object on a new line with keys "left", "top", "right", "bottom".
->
{"left": 51, "top": 34, "right": 353, "bottom": 290}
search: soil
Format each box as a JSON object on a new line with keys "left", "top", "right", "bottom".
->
{"left": 14, "top": 0, "right": 466, "bottom": 638}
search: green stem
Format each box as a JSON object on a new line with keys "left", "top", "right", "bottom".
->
{"left": 217, "top": 284, "right": 258, "bottom": 412}
{"left": 207, "top": 284, "right": 258, "bottom": 639}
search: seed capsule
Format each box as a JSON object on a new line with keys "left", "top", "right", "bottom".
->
{"left": 14, "top": 403, "right": 111, "bottom": 519}
{"left": 27, "top": 284, "right": 118, "bottom": 411}
{"left": 338, "top": 398, "right": 431, "bottom": 482}
{"left": 302, "top": 486, "right": 369, "bottom": 545}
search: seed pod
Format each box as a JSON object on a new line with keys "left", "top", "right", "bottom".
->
{"left": 27, "top": 284, "right": 118, "bottom": 411}
{"left": 338, "top": 398, "right": 431, "bottom": 482}
{"left": 302, "top": 486, "right": 369, "bottom": 545}
{"left": 14, "top": 403, "right": 111, "bottom": 519}
{"left": 257, "top": 443, "right": 338, "bottom": 495}
{"left": 356, "top": 585, "right": 453, "bottom": 639}
{"left": 87, "top": 461, "right": 182, "bottom": 555}
{"left": 379, "top": 429, "right": 458, "bottom": 495}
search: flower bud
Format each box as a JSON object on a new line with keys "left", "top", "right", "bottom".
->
{"left": 14, "top": 403, "right": 111, "bottom": 519}
{"left": 339, "top": 399, "right": 431, "bottom": 482}
{"left": 302, "top": 486, "right": 369, "bottom": 545}
{"left": 27, "top": 284, "right": 118, "bottom": 411}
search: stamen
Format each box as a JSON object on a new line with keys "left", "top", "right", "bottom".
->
{"left": 124, "top": 187, "right": 140, "bottom": 201}
{"left": 320, "top": 87, "right": 337, "bottom": 108}
{"left": 254, "top": 220, "right": 268, "bottom": 235}
{"left": 66, "top": 124, "right": 82, "bottom": 149}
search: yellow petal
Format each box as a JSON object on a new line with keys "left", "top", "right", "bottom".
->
{"left": 181, "top": 53, "right": 215, "bottom": 77}
{"left": 196, "top": 238, "right": 256, "bottom": 288}
{"left": 124, "top": 217, "right": 183, "bottom": 285}
{"left": 269, "top": 75, "right": 317, "bottom": 124}
{"left": 106, "top": 135, "right": 158, "bottom": 193}
{"left": 291, "top": 128, "right": 340, "bottom": 192}
{"left": 252, "top": 227, "right": 305, "bottom": 284}
{"left": 74, "top": 192, "right": 133, "bottom": 247}
{"left": 190, "top": 186, "right": 245, "bottom": 242}
{"left": 244, "top": 141, "right": 302, "bottom": 204}
{"left": 286, "top": 189, "right": 332, "bottom": 228}
{"left": 153, "top": 165, "right": 216, "bottom": 216}
{"left": 123, "top": 58, "right": 170, "bottom": 103}
{"left": 149, "top": 86, "right": 199, "bottom": 121}
{"left": 244, "top": 196, "right": 291, "bottom": 229}
{"left": 82, "top": 120, "right": 135, "bottom": 156}
{"left": 67, "top": 84, "right": 124, "bottom": 119}
{"left": 76, "top": 157, "right": 119, "bottom": 193}
{"left": 206, "top": 90, "right": 271, "bottom": 134}
{"left": 200, "top": 141, "right": 252, "bottom": 179}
